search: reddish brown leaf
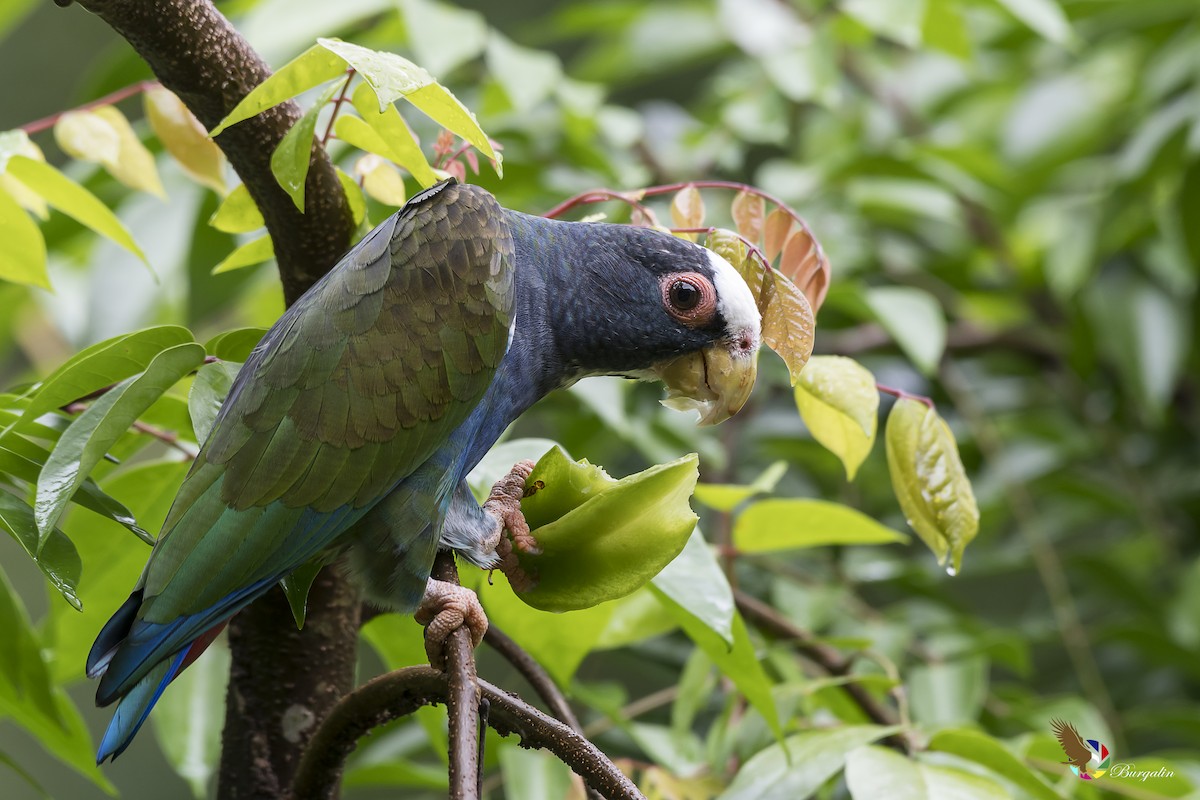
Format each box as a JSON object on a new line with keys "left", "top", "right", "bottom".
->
{"left": 763, "top": 208, "right": 793, "bottom": 262}
{"left": 779, "top": 228, "right": 831, "bottom": 311}
{"left": 731, "top": 191, "right": 765, "bottom": 243}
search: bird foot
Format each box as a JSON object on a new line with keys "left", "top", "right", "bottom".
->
{"left": 414, "top": 578, "right": 488, "bottom": 668}
{"left": 483, "top": 459, "right": 541, "bottom": 592}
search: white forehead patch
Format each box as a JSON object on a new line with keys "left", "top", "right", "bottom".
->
{"left": 706, "top": 249, "right": 761, "bottom": 345}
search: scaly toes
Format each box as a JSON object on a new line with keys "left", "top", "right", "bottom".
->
{"left": 415, "top": 578, "right": 488, "bottom": 668}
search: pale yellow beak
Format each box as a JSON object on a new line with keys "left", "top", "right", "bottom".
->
{"left": 654, "top": 338, "right": 759, "bottom": 426}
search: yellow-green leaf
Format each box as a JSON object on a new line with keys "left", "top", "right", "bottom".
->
{"left": 4, "top": 156, "right": 148, "bottom": 266}
{"left": 318, "top": 38, "right": 435, "bottom": 105}
{"left": 406, "top": 83, "right": 499, "bottom": 171}
{"left": 670, "top": 185, "right": 704, "bottom": 239}
{"left": 0, "top": 130, "right": 48, "bottom": 218}
{"left": 864, "top": 286, "right": 946, "bottom": 376}
{"left": 208, "top": 184, "right": 264, "bottom": 233}
{"left": 511, "top": 447, "right": 699, "bottom": 612}
{"left": 211, "top": 44, "right": 347, "bottom": 136}
{"left": 795, "top": 355, "right": 879, "bottom": 479}
{"left": 734, "top": 498, "right": 908, "bottom": 552}
{"left": 54, "top": 110, "right": 120, "bottom": 166}
{"left": 885, "top": 398, "right": 979, "bottom": 573}
{"left": 212, "top": 235, "right": 274, "bottom": 275}
{"left": 144, "top": 87, "right": 226, "bottom": 194}
{"left": 731, "top": 190, "right": 765, "bottom": 242}
{"left": 348, "top": 83, "right": 439, "bottom": 186}
{"left": 91, "top": 106, "right": 165, "bottom": 198}
{"left": 335, "top": 168, "right": 366, "bottom": 225}
{"left": 0, "top": 185, "right": 49, "bottom": 289}
{"left": 355, "top": 154, "right": 406, "bottom": 206}
{"left": 693, "top": 460, "right": 786, "bottom": 512}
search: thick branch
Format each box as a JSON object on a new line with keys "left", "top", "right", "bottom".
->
{"left": 71, "top": 0, "right": 355, "bottom": 305}
{"left": 432, "top": 552, "right": 480, "bottom": 800}
{"left": 291, "top": 667, "right": 644, "bottom": 800}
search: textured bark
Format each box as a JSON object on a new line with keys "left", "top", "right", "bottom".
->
{"left": 67, "top": 1, "right": 360, "bottom": 797}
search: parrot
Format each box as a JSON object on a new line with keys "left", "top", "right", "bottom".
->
{"left": 87, "top": 178, "right": 761, "bottom": 762}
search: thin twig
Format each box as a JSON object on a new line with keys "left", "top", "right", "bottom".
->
{"left": 320, "top": 71, "right": 355, "bottom": 146}
{"left": 20, "top": 80, "right": 161, "bottom": 135}
{"left": 484, "top": 625, "right": 581, "bottom": 732}
{"left": 432, "top": 551, "right": 480, "bottom": 800}
{"left": 734, "top": 590, "right": 913, "bottom": 751}
{"left": 290, "top": 666, "right": 645, "bottom": 800}
{"left": 875, "top": 383, "right": 935, "bottom": 409}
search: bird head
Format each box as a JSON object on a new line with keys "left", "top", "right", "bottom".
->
{"left": 512, "top": 216, "right": 761, "bottom": 426}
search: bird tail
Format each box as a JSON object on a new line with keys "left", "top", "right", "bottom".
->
{"left": 95, "top": 651, "right": 185, "bottom": 763}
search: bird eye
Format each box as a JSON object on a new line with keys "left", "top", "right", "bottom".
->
{"left": 669, "top": 280, "right": 701, "bottom": 310}
{"left": 660, "top": 272, "right": 717, "bottom": 327}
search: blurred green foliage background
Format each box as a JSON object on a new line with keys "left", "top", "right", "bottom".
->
{"left": 0, "top": 0, "right": 1198, "bottom": 798}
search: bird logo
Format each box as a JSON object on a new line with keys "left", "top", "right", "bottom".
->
{"left": 1051, "top": 719, "right": 1111, "bottom": 780}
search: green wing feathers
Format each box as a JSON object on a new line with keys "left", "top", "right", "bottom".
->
{"left": 141, "top": 181, "right": 515, "bottom": 613}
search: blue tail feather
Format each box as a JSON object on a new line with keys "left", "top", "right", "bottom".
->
{"left": 96, "top": 649, "right": 188, "bottom": 763}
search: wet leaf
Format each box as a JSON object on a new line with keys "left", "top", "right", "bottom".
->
{"left": 760, "top": 271, "right": 816, "bottom": 385}
{"left": 794, "top": 355, "right": 879, "bottom": 479}
{"left": 670, "top": 185, "right": 705, "bottom": 239}
{"left": 731, "top": 191, "right": 765, "bottom": 242}
{"left": 208, "top": 184, "right": 264, "bottom": 233}
{"left": 0, "top": 492, "right": 81, "bottom": 609}
{"left": 0, "top": 184, "right": 48, "bottom": 289}
{"left": 35, "top": 342, "right": 206, "bottom": 540}
{"left": 212, "top": 235, "right": 274, "bottom": 275}
{"left": 734, "top": 499, "right": 908, "bottom": 552}
{"left": 270, "top": 81, "right": 340, "bottom": 211}
{"left": 885, "top": 398, "right": 979, "bottom": 572}
{"left": 144, "top": 87, "right": 227, "bottom": 195}
{"left": 511, "top": 447, "right": 699, "bottom": 612}
{"left": 347, "top": 83, "right": 439, "bottom": 187}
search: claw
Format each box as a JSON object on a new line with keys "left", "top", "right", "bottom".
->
{"left": 481, "top": 459, "right": 542, "bottom": 592}
{"left": 415, "top": 578, "right": 488, "bottom": 668}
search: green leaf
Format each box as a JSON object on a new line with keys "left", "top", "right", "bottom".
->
{"left": 208, "top": 184, "right": 265, "bottom": 233}
{"left": 864, "top": 286, "right": 946, "bottom": 376}
{"left": 35, "top": 342, "right": 206, "bottom": 540}
{"left": 511, "top": 448, "right": 699, "bottom": 611}
{"left": 794, "top": 355, "right": 879, "bottom": 480}
{"left": 655, "top": 591, "right": 782, "bottom": 745}
{"left": 152, "top": 638, "right": 230, "bottom": 799}
{"left": 0, "top": 438, "right": 148, "bottom": 543}
{"left": 593, "top": 587, "right": 679, "bottom": 649}
{"left": 355, "top": 155, "right": 406, "bottom": 207}
{"left": 4, "top": 156, "right": 148, "bottom": 266}
{"left": 212, "top": 235, "right": 274, "bottom": 274}
{"left": 908, "top": 656, "right": 988, "bottom": 727}
{"left": 719, "top": 725, "right": 900, "bottom": 800}
{"left": 188, "top": 360, "right": 240, "bottom": 443}
{"left": 841, "top": 0, "right": 926, "bottom": 48}
{"left": 346, "top": 83, "right": 439, "bottom": 187}
{"left": 0, "top": 749, "right": 50, "bottom": 798}
{"left": 361, "top": 612, "right": 428, "bottom": 670}
{"left": 336, "top": 167, "right": 367, "bottom": 224}
{"left": 734, "top": 499, "right": 908, "bottom": 552}
{"left": 922, "top": 0, "right": 971, "bottom": 60}
{"left": 466, "top": 438, "right": 560, "bottom": 497}
{"left": 885, "top": 398, "right": 979, "bottom": 573}
{"left": 210, "top": 44, "right": 347, "bottom": 136}
{"left": 48, "top": 460, "right": 187, "bottom": 684}
{"left": 498, "top": 745, "right": 574, "bottom": 800}
{"left": 9, "top": 325, "right": 195, "bottom": 435}
{"left": 280, "top": 560, "right": 323, "bottom": 628}
{"left": 651, "top": 527, "right": 734, "bottom": 645}
{"left": 0, "top": 492, "right": 81, "bottom": 609}
{"left": 397, "top": 0, "right": 488, "bottom": 77}
{"left": 318, "top": 38, "right": 500, "bottom": 170}
{"left": 203, "top": 328, "right": 265, "bottom": 361}
{"left": 487, "top": 33, "right": 563, "bottom": 113}
{"left": 1180, "top": 161, "right": 1200, "bottom": 271}
{"left": 845, "top": 745, "right": 1008, "bottom": 800}
{"left": 271, "top": 81, "right": 340, "bottom": 211}
{"left": 927, "top": 729, "right": 1061, "bottom": 800}
{"left": 0, "top": 183, "right": 49, "bottom": 289}
{"left": 989, "top": 0, "right": 1072, "bottom": 45}
{"left": 693, "top": 460, "right": 787, "bottom": 512}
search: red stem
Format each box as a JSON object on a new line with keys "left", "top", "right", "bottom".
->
{"left": 876, "top": 383, "right": 935, "bottom": 409}
{"left": 20, "top": 80, "right": 161, "bottom": 135}
{"left": 320, "top": 70, "right": 355, "bottom": 147}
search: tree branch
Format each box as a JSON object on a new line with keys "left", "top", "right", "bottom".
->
{"left": 291, "top": 667, "right": 645, "bottom": 800}
{"left": 69, "top": 0, "right": 356, "bottom": 306}
{"left": 432, "top": 552, "right": 480, "bottom": 800}
{"left": 484, "top": 625, "right": 581, "bottom": 733}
